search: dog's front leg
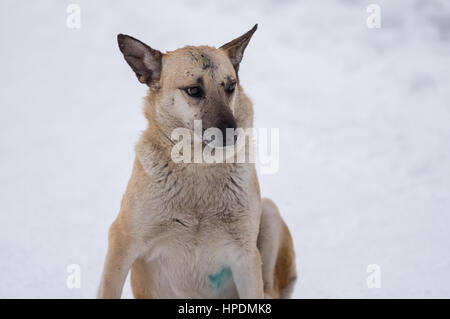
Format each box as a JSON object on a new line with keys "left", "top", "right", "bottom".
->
{"left": 97, "top": 222, "right": 139, "bottom": 299}
{"left": 231, "top": 248, "right": 265, "bottom": 299}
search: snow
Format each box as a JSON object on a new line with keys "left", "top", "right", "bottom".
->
{"left": 1, "top": 0, "right": 449, "bottom": 298}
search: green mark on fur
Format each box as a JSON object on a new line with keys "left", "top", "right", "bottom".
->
{"left": 209, "top": 266, "right": 232, "bottom": 291}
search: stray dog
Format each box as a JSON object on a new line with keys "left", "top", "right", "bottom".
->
{"left": 97, "top": 25, "right": 296, "bottom": 299}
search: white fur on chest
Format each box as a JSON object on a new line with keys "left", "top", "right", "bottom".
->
{"left": 139, "top": 216, "right": 239, "bottom": 298}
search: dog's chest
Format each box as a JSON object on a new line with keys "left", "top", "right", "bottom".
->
{"left": 150, "top": 230, "right": 238, "bottom": 298}
{"left": 139, "top": 163, "right": 253, "bottom": 297}
{"left": 150, "top": 162, "right": 250, "bottom": 213}
{"left": 145, "top": 209, "right": 242, "bottom": 298}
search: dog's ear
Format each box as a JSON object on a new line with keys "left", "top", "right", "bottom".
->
{"left": 220, "top": 24, "right": 257, "bottom": 73}
{"left": 117, "top": 34, "right": 163, "bottom": 86}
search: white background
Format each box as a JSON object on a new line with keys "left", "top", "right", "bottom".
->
{"left": 1, "top": 0, "right": 449, "bottom": 298}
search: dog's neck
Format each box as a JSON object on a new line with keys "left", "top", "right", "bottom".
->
{"left": 137, "top": 126, "right": 248, "bottom": 177}
{"left": 135, "top": 127, "right": 253, "bottom": 214}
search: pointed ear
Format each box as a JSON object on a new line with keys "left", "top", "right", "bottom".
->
{"left": 117, "top": 34, "right": 163, "bottom": 86}
{"left": 220, "top": 24, "right": 257, "bottom": 73}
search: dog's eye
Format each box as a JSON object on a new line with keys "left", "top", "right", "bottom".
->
{"left": 226, "top": 82, "right": 236, "bottom": 94}
{"left": 185, "top": 86, "right": 203, "bottom": 98}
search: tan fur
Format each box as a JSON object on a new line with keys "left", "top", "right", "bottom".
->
{"left": 98, "top": 26, "right": 296, "bottom": 299}
{"left": 258, "top": 198, "right": 297, "bottom": 298}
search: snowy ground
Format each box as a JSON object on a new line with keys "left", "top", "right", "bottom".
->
{"left": 1, "top": 0, "right": 450, "bottom": 298}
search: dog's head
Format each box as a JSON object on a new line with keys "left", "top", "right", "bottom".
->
{"left": 117, "top": 25, "right": 257, "bottom": 146}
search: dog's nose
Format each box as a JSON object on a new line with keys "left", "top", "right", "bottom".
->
{"left": 218, "top": 118, "right": 237, "bottom": 146}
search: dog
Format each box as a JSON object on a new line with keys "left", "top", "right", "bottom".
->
{"left": 97, "top": 25, "right": 297, "bottom": 299}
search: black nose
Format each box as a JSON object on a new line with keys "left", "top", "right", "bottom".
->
{"left": 218, "top": 117, "right": 237, "bottom": 146}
